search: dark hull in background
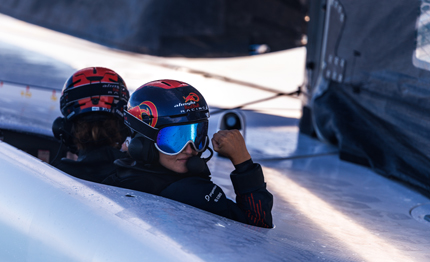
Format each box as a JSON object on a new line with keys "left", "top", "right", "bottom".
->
{"left": 0, "top": 0, "right": 308, "bottom": 57}
{"left": 301, "top": 0, "right": 430, "bottom": 195}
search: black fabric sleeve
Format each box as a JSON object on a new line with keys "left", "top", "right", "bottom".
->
{"left": 233, "top": 158, "right": 253, "bottom": 173}
{"left": 231, "top": 163, "right": 273, "bottom": 228}
{"left": 160, "top": 163, "right": 273, "bottom": 228}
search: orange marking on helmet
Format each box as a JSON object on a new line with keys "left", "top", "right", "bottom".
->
{"left": 71, "top": 68, "right": 120, "bottom": 88}
{"left": 183, "top": 92, "right": 200, "bottom": 103}
{"left": 128, "top": 101, "right": 158, "bottom": 127}
{"left": 72, "top": 73, "right": 91, "bottom": 87}
{"left": 143, "top": 80, "right": 189, "bottom": 89}
{"left": 101, "top": 72, "right": 118, "bottom": 83}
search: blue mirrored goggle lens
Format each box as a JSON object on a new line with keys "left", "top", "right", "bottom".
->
{"left": 156, "top": 122, "right": 208, "bottom": 155}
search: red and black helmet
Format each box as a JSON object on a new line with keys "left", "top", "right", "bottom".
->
{"left": 60, "top": 67, "right": 129, "bottom": 120}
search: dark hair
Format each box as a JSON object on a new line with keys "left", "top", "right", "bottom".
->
{"left": 72, "top": 114, "right": 123, "bottom": 150}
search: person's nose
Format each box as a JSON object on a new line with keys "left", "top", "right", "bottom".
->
{"left": 182, "top": 143, "right": 196, "bottom": 155}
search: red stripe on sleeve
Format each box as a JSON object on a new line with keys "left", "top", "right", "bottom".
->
{"left": 251, "top": 194, "right": 256, "bottom": 212}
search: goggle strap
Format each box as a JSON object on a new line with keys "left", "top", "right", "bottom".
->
{"left": 124, "top": 111, "right": 158, "bottom": 141}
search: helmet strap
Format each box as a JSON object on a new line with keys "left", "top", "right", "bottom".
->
{"left": 124, "top": 111, "right": 158, "bottom": 139}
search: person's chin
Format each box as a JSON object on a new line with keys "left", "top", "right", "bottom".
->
{"left": 175, "top": 161, "right": 188, "bottom": 173}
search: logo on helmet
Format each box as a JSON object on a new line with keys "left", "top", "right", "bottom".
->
{"left": 183, "top": 92, "right": 199, "bottom": 103}
{"left": 128, "top": 101, "right": 158, "bottom": 127}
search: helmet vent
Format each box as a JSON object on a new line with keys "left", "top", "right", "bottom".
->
{"left": 91, "top": 98, "right": 100, "bottom": 105}
{"left": 161, "top": 81, "right": 171, "bottom": 86}
{"left": 86, "top": 76, "right": 103, "bottom": 82}
{"left": 70, "top": 80, "right": 80, "bottom": 88}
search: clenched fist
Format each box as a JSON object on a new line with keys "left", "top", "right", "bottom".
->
{"left": 211, "top": 130, "right": 251, "bottom": 165}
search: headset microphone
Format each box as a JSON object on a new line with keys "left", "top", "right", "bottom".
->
{"left": 186, "top": 147, "right": 213, "bottom": 175}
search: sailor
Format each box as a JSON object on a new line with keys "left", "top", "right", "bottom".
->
{"left": 51, "top": 67, "right": 130, "bottom": 182}
{"left": 103, "top": 79, "right": 273, "bottom": 228}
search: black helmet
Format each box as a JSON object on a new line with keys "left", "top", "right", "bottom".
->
{"left": 125, "top": 79, "right": 210, "bottom": 162}
{"left": 60, "top": 67, "right": 129, "bottom": 120}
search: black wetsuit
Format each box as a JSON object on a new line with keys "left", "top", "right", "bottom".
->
{"left": 103, "top": 158, "right": 273, "bottom": 228}
{"left": 53, "top": 146, "right": 127, "bottom": 183}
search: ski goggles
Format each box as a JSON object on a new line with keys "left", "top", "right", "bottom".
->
{"left": 154, "top": 121, "right": 209, "bottom": 155}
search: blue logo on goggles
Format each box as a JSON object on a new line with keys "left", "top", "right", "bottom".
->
{"left": 155, "top": 121, "right": 208, "bottom": 155}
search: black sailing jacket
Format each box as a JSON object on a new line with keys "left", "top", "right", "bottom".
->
{"left": 103, "top": 158, "right": 273, "bottom": 228}
{"left": 52, "top": 146, "right": 127, "bottom": 183}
